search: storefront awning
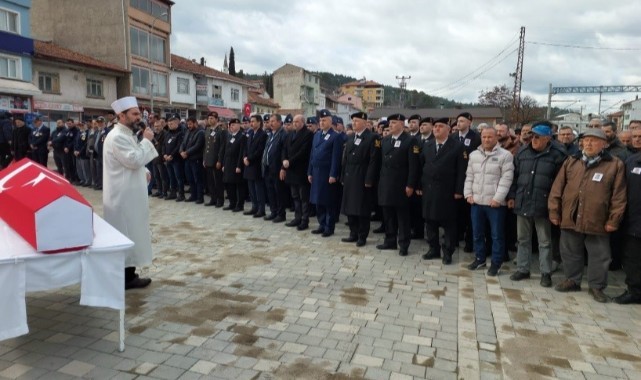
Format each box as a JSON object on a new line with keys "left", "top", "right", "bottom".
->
{"left": 207, "top": 106, "right": 237, "bottom": 119}
{"left": 0, "top": 79, "right": 42, "bottom": 96}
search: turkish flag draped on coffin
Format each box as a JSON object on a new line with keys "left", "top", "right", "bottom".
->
{"left": 0, "top": 158, "right": 93, "bottom": 252}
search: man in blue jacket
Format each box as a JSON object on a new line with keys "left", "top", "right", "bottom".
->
{"left": 308, "top": 109, "right": 343, "bottom": 237}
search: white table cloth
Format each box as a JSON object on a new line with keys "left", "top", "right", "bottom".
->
{"left": 0, "top": 213, "right": 132, "bottom": 350}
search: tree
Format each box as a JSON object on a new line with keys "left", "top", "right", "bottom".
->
{"left": 262, "top": 71, "right": 273, "bottom": 97}
{"left": 237, "top": 69, "right": 244, "bottom": 79}
{"left": 229, "top": 47, "right": 236, "bottom": 76}
{"left": 478, "top": 84, "right": 512, "bottom": 110}
{"left": 478, "top": 84, "right": 545, "bottom": 124}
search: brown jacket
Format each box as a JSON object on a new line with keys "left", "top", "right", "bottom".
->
{"left": 548, "top": 151, "right": 627, "bottom": 235}
{"left": 500, "top": 134, "right": 521, "bottom": 156}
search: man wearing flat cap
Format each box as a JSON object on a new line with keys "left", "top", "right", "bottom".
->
{"left": 340, "top": 111, "right": 381, "bottom": 246}
{"left": 377, "top": 114, "right": 420, "bottom": 256}
{"left": 549, "top": 128, "right": 626, "bottom": 303}
{"left": 103, "top": 96, "right": 158, "bottom": 290}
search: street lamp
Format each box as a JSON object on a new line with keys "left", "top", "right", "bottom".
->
{"left": 149, "top": 12, "right": 168, "bottom": 116}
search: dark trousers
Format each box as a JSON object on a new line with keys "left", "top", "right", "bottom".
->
{"left": 409, "top": 194, "right": 424, "bottom": 238}
{"left": 247, "top": 179, "right": 266, "bottom": 213}
{"left": 62, "top": 151, "right": 77, "bottom": 181}
{"left": 316, "top": 204, "right": 335, "bottom": 233}
{"left": 265, "top": 174, "right": 287, "bottom": 217}
{"left": 426, "top": 217, "right": 458, "bottom": 255}
{"left": 76, "top": 157, "right": 90, "bottom": 184}
{"left": 347, "top": 214, "right": 371, "bottom": 240}
{"left": 53, "top": 149, "right": 65, "bottom": 175}
{"left": 89, "top": 155, "right": 98, "bottom": 186}
{"left": 609, "top": 229, "right": 624, "bottom": 269}
{"left": 290, "top": 183, "right": 311, "bottom": 224}
{"left": 457, "top": 199, "right": 473, "bottom": 248}
{"left": 125, "top": 267, "right": 138, "bottom": 283}
{"left": 623, "top": 235, "right": 641, "bottom": 295}
{"left": 560, "top": 229, "right": 610, "bottom": 289}
{"left": 213, "top": 167, "right": 225, "bottom": 205}
{"left": 33, "top": 148, "right": 48, "bottom": 168}
{"left": 153, "top": 161, "right": 169, "bottom": 195}
{"left": 225, "top": 182, "right": 246, "bottom": 209}
{"left": 168, "top": 159, "right": 185, "bottom": 194}
{"left": 0, "top": 143, "right": 11, "bottom": 168}
{"left": 471, "top": 205, "right": 506, "bottom": 266}
{"left": 95, "top": 159, "right": 103, "bottom": 187}
{"left": 184, "top": 159, "right": 204, "bottom": 200}
{"left": 382, "top": 204, "right": 411, "bottom": 249}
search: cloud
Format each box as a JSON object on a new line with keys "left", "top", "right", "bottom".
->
{"left": 170, "top": 0, "right": 641, "bottom": 114}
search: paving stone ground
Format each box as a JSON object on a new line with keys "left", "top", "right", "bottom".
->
{"left": 2, "top": 186, "right": 641, "bottom": 380}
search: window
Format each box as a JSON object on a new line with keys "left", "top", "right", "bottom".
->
{"left": 212, "top": 85, "right": 222, "bottom": 99}
{"left": 152, "top": 72, "right": 167, "bottom": 97}
{"left": 130, "top": 27, "right": 166, "bottom": 63}
{"left": 0, "top": 55, "right": 19, "bottom": 79}
{"left": 86, "top": 78, "right": 103, "bottom": 98}
{"left": 230, "top": 88, "right": 239, "bottom": 102}
{"left": 0, "top": 8, "right": 18, "bottom": 33}
{"left": 132, "top": 66, "right": 149, "bottom": 95}
{"left": 38, "top": 72, "right": 59, "bottom": 93}
{"left": 177, "top": 77, "right": 189, "bottom": 94}
{"left": 130, "top": 0, "right": 169, "bottom": 21}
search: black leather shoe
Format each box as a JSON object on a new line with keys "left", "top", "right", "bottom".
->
{"left": 311, "top": 228, "right": 324, "bottom": 234}
{"left": 185, "top": 198, "right": 196, "bottom": 202}
{"left": 540, "top": 273, "right": 552, "bottom": 288}
{"left": 399, "top": 247, "right": 408, "bottom": 256}
{"left": 614, "top": 290, "right": 641, "bottom": 304}
{"left": 176, "top": 195, "right": 185, "bottom": 202}
{"left": 372, "top": 226, "right": 385, "bottom": 234}
{"left": 232, "top": 207, "right": 244, "bottom": 212}
{"left": 442, "top": 254, "right": 452, "bottom": 265}
{"left": 286, "top": 219, "right": 301, "bottom": 227}
{"left": 272, "top": 215, "right": 286, "bottom": 223}
{"left": 125, "top": 277, "right": 152, "bottom": 290}
{"left": 422, "top": 249, "right": 441, "bottom": 260}
{"left": 253, "top": 212, "right": 266, "bottom": 218}
{"left": 205, "top": 201, "right": 216, "bottom": 206}
{"left": 297, "top": 223, "right": 309, "bottom": 231}
{"left": 215, "top": 202, "right": 224, "bottom": 208}
{"left": 321, "top": 231, "right": 334, "bottom": 237}
{"left": 195, "top": 199, "right": 204, "bottom": 204}
{"left": 264, "top": 214, "right": 277, "bottom": 221}
{"left": 223, "top": 206, "right": 233, "bottom": 210}
{"left": 376, "top": 243, "right": 397, "bottom": 250}
{"left": 509, "top": 271, "right": 531, "bottom": 281}
{"left": 356, "top": 239, "right": 366, "bottom": 247}
{"left": 341, "top": 236, "right": 358, "bottom": 243}
{"left": 243, "top": 209, "right": 257, "bottom": 215}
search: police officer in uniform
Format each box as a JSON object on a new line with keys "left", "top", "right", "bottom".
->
{"left": 340, "top": 111, "right": 381, "bottom": 246}
{"left": 418, "top": 117, "right": 467, "bottom": 264}
{"left": 376, "top": 114, "right": 420, "bottom": 256}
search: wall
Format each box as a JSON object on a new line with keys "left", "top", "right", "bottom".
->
{"left": 274, "top": 68, "right": 304, "bottom": 111}
{"left": 169, "top": 71, "right": 195, "bottom": 106}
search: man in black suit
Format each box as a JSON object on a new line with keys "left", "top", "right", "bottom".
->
{"left": 340, "top": 111, "right": 381, "bottom": 247}
{"left": 455, "top": 112, "right": 481, "bottom": 252}
{"left": 418, "top": 118, "right": 468, "bottom": 264}
{"left": 243, "top": 114, "right": 268, "bottom": 217}
{"left": 203, "top": 112, "right": 227, "bottom": 207}
{"left": 221, "top": 118, "right": 247, "bottom": 211}
{"left": 180, "top": 117, "right": 205, "bottom": 203}
{"left": 376, "top": 114, "right": 420, "bottom": 256}
{"left": 281, "top": 114, "right": 314, "bottom": 230}
{"left": 262, "top": 114, "right": 288, "bottom": 222}
{"left": 29, "top": 117, "right": 50, "bottom": 167}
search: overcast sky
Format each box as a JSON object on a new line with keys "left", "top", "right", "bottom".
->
{"left": 171, "top": 0, "right": 641, "bottom": 116}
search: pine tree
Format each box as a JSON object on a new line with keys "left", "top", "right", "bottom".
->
{"left": 229, "top": 47, "right": 236, "bottom": 76}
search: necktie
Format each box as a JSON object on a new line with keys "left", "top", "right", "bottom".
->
{"left": 437, "top": 143, "right": 443, "bottom": 153}
{"left": 459, "top": 135, "right": 464, "bottom": 142}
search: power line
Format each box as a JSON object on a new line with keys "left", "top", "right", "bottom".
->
{"left": 527, "top": 41, "right": 641, "bottom": 51}
{"left": 428, "top": 33, "right": 520, "bottom": 94}
{"left": 436, "top": 48, "right": 518, "bottom": 97}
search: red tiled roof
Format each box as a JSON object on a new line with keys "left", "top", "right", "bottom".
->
{"left": 33, "top": 40, "right": 129, "bottom": 74}
{"left": 171, "top": 54, "right": 252, "bottom": 86}
{"left": 248, "top": 92, "right": 279, "bottom": 108}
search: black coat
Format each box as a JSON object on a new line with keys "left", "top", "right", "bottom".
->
{"left": 457, "top": 128, "right": 481, "bottom": 155}
{"left": 243, "top": 128, "right": 267, "bottom": 180}
{"left": 12, "top": 126, "right": 31, "bottom": 160}
{"left": 50, "top": 126, "right": 67, "bottom": 151}
{"left": 377, "top": 132, "right": 420, "bottom": 206}
{"left": 180, "top": 127, "right": 205, "bottom": 161}
{"left": 508, "top": 141, "right": 567, "bottom": 218}
{"left": 282, "top": 127, "right": 313, "bottom": 185}
{"left": 163, "top": 128, "right": 184, "bottom": 159}
{"left": 222, "top": 131, "right": 246, "bottom": 183}
{"left": 341, "top": 129, "right": 381, "bottom": 216}
{"left": 62, "top": 126, "right": 78, "bottom": 151}
{"left": 623, "top": 153, "right": 641, "bottom": 237}
{"left": 203, "top": 125, "right": 227, "bottom": 167}
{"left": 419, "top": 136, "right": 467, "bottom": 221}
{"left": 29, "top": 124, "right": 50, "bottom": 152}
{"left": 262, "top": 127, "right": 287, "bottom": 178}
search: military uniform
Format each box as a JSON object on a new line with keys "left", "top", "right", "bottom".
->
{"left": 377, "top": 130, "right": 420, "bottom": 255}
{"left": 341, "top": 127, "right": 381, "bottom": 245}
{"left": 180, "top": 124, "right": 205, "bottom": 203}
{"left": 50, "top": 125, "right": 67, "bottom": 175}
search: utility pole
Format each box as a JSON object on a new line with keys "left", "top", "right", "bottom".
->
{"left": 396, "top": 75, "right": 411, "bottom": 108}
{"left": 511, "top": 26, "right": 525, "bottom": 123}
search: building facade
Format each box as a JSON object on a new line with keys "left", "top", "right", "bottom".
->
{"left": 0, "top": 0, "right": 41, "bottom": 116}
{"left": 31, "top": 0, "right": 173, "bottom": 113}
{"left": 32, "top": 41, "right": 128, "bottom": 125}
{"left": 273, "top": 63, "right": 320, "bottom": 117}
{"left": 340, "top": 79, "right": 384, "bottom": 110}
{"left": 621, "top": 98, "right": 641, "bottom": 129}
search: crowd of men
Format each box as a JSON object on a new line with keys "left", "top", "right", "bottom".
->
{"left": 2, "top": 109, "right": 641, "bottom": 304}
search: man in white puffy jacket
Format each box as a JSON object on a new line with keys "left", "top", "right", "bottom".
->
{"left": 463, "top": 125, "right": 514, "bottom": 276}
